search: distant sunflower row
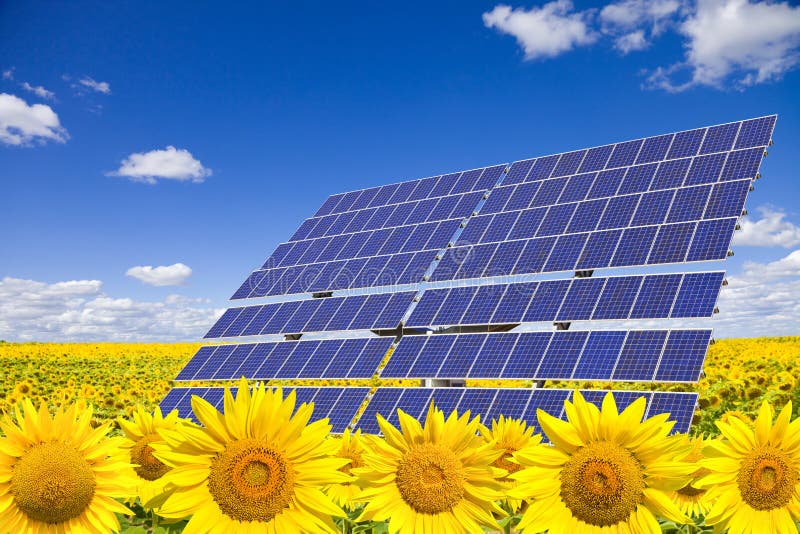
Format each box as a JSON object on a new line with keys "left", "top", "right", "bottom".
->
{"left": 1, "top": 380, "right": 799, "bottom": 534}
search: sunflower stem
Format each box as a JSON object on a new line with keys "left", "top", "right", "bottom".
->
{"left": 501, "top": 500, "right": 513, "bottom": 534}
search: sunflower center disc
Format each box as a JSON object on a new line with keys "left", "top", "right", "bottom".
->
{"left": 493, "top": 447, "right": 522, "bottom": 476}
{"left": 10, "top": 441, "right": 96, "bottom": 524}
{"left": 676, "top": 484, "right": 706, "bottom": 497}
{"left": 396, "top": 443, "right": 464, "bottom": 514}
{"left": 560, "top": 441, "right": 644, "bottom": 526}
{"left": 131, "top": 433, "right": 170, "bottom": 481}
{"left": 338, "top": 449, "right": 363, "bottom": 476}
{"left": 208, "top": 438, "right": 295, "bottom": 522}
{"left": 737, "top": 447, "right": 798, "bottom": 511}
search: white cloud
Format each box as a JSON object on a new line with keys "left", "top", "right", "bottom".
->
{"left": 649, "top": 0, "right": 800, "bottom": 91}
{"left": 20, "top": 81, "right": 55, "bottom": 100}
{"left": 600, "top": 0, "right": 682, "bottom": 31}
{"left": 483, "top": 1, "right": 597, "bottom": 60}
{"left": 78, "top": 76, "right": 111, "bottom": 94}
{"left": 126, "top": 263, "right": 193, "bottom": 286}
{"left": 0, "top": 93, "right": 68, "bottom": 146}
{"left": 0, "top": 277, "right": 222, "bottom": 342}
{"left": 600, "top": 0, "right": 683, "bottom": 52}
{"left": 107, "top": 146, "right": 212, "bottom": 184}
{"left": 713, "top": 250, "right": 800, "bottom": 337}
{"left": 2, "top": 68, "right": 14, "bottom": 80}
{"left": 733, "top": 206, "right": 800, "bottom": 248}
{"left": 741, "top": 249, "right": 800, "bottom": 280}
{"left": 615, "top": 30, "right": 649, "bottom": 53}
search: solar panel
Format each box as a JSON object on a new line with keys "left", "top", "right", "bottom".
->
{"left": 429, "top": 119, "right": 772, "bottom": 282}
{"left": 164, "top": 115, "right": 776, "bottom": 441}
{"left": 381, "top": 330, "right": 711, "bottom": 382}
{"left": 180, "top": 337, "right": 393, "bottom": 381}
{"left": 205, "top": 291, "right": 415, "bottom": 338}
{"left": 405, "top": 272, "right": 723, "bottom": 328}
{"left": 231, "top": 165, "right": 505, "bottom": 299}
{"left": 159, "top": 386, "right": 370, "bottom": 433}
{"left": 354, "top": 388, "right": 697, "bottom": 436}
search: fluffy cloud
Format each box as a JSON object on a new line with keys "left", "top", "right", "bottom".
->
{"left": 614, "top": 30, "right": 648, "bottom": 53}
{"left": 733, "top": 206, "right": 800, "bottom": 248}
{"left": 107, "top": 146, "right": 212, "bottom": 184}
{"left": 741, "top": 249, "right": 800, "bottom": 280}
{"left": 126, "top": 263, "right": 193, "bottom": 286}
{"left": 486, "top": 0, "right": 800, "bottom": 91}
{"left": 483, "top": 1, "right": 597, "bottom": 60}
{"left": 713, "top": 250, "right": 800, "bottom": 337}
{"left": 0, "top": 93, "right": 68, "bottom": 146}
{"left": 600, "top": 0, "right": 683, "bottom": 52}
{"left": 648, "top": 0, "right": 800, "bottom": 91}
{"left": 2, "top": 68, "right": 13, "bottom": 80}
{"left": 20, "top": 81, "right": 55, "bottom": 100}
{"left": 78, "top": 76, "right": 111, "bottom": 94}
{"left": 0, "top": 277, "right": 223, "bottom": 342}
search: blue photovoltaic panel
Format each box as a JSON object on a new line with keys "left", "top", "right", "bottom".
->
{"left": 354, "top": 388, "right": 697, "bottom": 436}
{"left": 405, "top": 272, "right": 723, "bottom": 328}
{"left": 160, "top": 387, "right": 370, "bottom": 433}
{"left": 645, "top": 392, "right": 699, "bottom": 426}
{"left": 180, "top": 337, "right": 393, "bottom": 381}
{"left": 612, "top": 330, "right": 668, "bottom": 381}
{"left": 735, "top": 116, "right": 776, "bottom": 149}
{"left": 231, "top": 165, "right": 505, "bottom": 298}
{"left": 313, "top": 165, "right": 504, "bottom": 218}
{"left": 205, "top": 291, "right": 415, "bottom": 338}
{"left": 428, "top": 117, "right": 775, "bottom": 283}
{"left": 654, "top": 330, "right": 713, "bottom": 382}
{"left": 382, "top": 330, "right": 710, "bottom": 382}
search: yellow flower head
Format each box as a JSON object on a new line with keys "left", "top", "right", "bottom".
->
{"left": 354, "top": 403, "right": 506, "bottom": 534}
{"left": 0, "top": 398, "right": 134, "bottom": 534}
{"left": 699, "top": 401, "right": 800, "bottom": 533}
{"left": 481, "top": 415, "right": 542, "bottom": 512}
{"left": 668, "top": 435, "right": 715, "bottom": 518}
{"left": 118, "top": 405, "right": 193, "bottom": 508}
{"left": 510, "top": 390, "right": 694, "bottom": 533}
{"left": 325, "top": 428, "right": 365, "bottom": 510}
{"left": 151, "top": 378, "right": 350, "bottom": 534}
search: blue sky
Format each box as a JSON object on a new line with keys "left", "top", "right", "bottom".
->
{"left": 1, "top": 0, "right": 799, "bottom": 341}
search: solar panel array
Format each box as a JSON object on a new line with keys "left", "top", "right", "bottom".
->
{"left": 163, "top": 115, "right": 776, "bottom": 436}
{"left": 160, "top": 386, "right": 698, "bottom": 437}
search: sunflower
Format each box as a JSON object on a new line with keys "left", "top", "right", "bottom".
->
{"left": 354, "top": 403, "right": 506, "bottom": 534}
{"left": 0, "top": 398, "right": 134, "bottom": 534}
{"left": 118, "top": 405, "right": 192, "bottom": 507}
{"left": 668, "top": 435, "right": 715, "bottom": 518}
{"left": 325, "top": 428, "right": 366, "bottom": 510}
{"left": 150, "top": 378, "right": 351, "bottom": 533}
{"left": 480, "top": 415, "right": 541, "bottom": 512}
{"left": 509, "top": 390, "right": 694, "bottom": 533}
{"left": 699, "top": 401, "right": 800, "bottom": 533}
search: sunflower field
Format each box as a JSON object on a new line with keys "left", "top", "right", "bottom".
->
{"left": 1, "top": 338, "right": 799, "bottom": 533}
